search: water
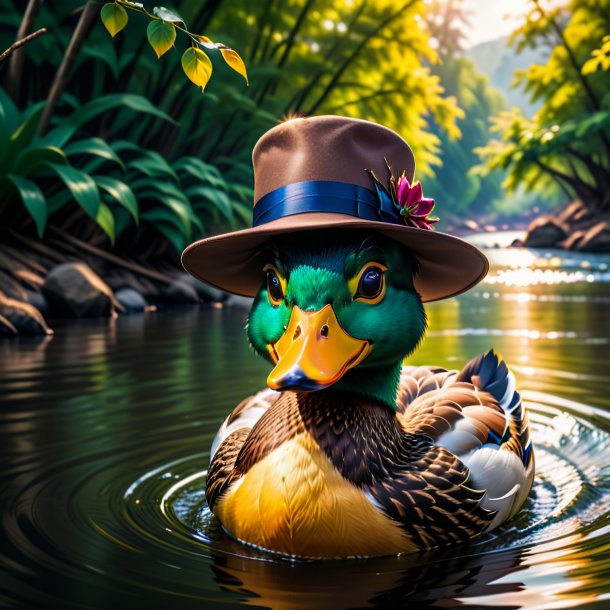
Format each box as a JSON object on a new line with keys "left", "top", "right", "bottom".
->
{"left": 2, "top": 236, "right": 610, "bottom": 609}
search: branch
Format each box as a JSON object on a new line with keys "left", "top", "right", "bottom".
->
{"left": 5, "top": 0, "right": 42, "bottom": 100}
{"left": 37, "top": 1, "right": 101, "bottom": 136}
{"left": 0, "top": 27, "right": 47, "bottom": 64}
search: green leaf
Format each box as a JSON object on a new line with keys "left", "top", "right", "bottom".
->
{"left": 95, "top": 202, "right": 116, "bottom": 244}
{"left": 147, "top": 20, "right": 176, "bottom": 59}
{"left": 43, "top": 94, "right": 175, "bottom": 148}
{"left": 46, "top": 163, "right": 101, "bottom": 220}
{"left": 14, "top": 145, "right": 68, "bottom": 175}
{"left": 127, "top": 151, "right": 178, "bottom": 180}
{"left": 232, "top": 202, "right": 252, "bottom": 225}
{"left": 163, "top": 197, "right": 192, "bottom": 238}
{"left": 6, "top": 174, "right": 47, "bottom": 237}
{"left": 186, "top": 185, "right": 233, "bottom": 223}
{"left": 156, "top": 222, "right": 188, "bottom": 253}
{"left": 173, "top": 156, "right": 225, "bottom": 186}
{"left": 220, "top": 47, "right": 248, "bottom": 85}
{"left": 0, "top": 85, "right": 19, "bottom": 129}
{"left": 80, "top": 44, "right": 120, "bottom": 79}
{"left": 181, "top": 47, "right": 212, "bottom": 92}
{"left": 101, "top": 3, "right": 128, "bottom": 38}
{"left": 64, "top": 137, "right": 125, "bottom": 170}
{"left": 94, "top": 175, "right": 138, "bottom": 222}
{"left": 141, "top": 208, "right": 189, "bottom": 251}
{"left": 10, "top": 103, "right": 44, "bottom": 148}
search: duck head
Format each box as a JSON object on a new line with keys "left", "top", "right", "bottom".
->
{"left": 247, "top": 230, "right": 427, "bottom": 409}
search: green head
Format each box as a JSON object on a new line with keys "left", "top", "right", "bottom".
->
{"left": 247, "top": 230, "right": 427, "bottom": 409}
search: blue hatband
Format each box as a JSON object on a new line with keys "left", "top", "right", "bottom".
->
{"left": 252, "top": 180, "right": 401, "bottom": 227}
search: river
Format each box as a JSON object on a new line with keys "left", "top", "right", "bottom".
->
{"left": 2, "top": 234, "right": 610, "bottom": 609}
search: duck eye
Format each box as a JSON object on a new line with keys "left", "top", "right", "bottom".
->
{"left": 359, "top": 267, "right": 382, "bottom": 297}
{"left": 351, "top": 263, "right": 387, "bottom": 304}
{"left": 265, "top": 267, "right": 284, "bottom": 305}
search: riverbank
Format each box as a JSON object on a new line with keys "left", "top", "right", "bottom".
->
{"left": 0, "top": 228, "right": 250, "bottom": 338}
{"left": 3, "top": 203, "right": 609, "bottom": 338}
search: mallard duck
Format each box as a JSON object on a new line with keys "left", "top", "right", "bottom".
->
{"left": 182, "top": 115, "right": 534, "bottom": 558}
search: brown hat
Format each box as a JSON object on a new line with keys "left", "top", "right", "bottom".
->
{"left": 182, "top": 115, "right": 488, "bottom": 302}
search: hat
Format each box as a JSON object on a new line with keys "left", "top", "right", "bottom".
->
{"left": 181, "top": 115, "right": 488, "bottom": 302}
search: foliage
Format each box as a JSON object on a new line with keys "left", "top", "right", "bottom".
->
{"left": 422, "top": 0, "right": 505, "bottom": 215}
{"left": 478, "top": 0, "right": 610, "bottom": 210}
{"left": 100, "top": 1, "right": 247, "bottom": 91}
{"left": 0, "top": 86, "right": 235, "bottom": 249}
{"left": 426, "top": 57, "right": 506, "bottom": 215}
{"left": 0, "top": 0, "right": 467, "bottom": 256}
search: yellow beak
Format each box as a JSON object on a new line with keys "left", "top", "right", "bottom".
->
{"left": 267, "top": 305, "right": 372, "bottom": 391}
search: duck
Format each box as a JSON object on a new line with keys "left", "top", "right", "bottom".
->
{"left": 182, "top": 115, "right": 535, "bottom": 558}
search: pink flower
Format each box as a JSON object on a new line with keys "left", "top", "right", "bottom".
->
{"left": 396, "top": 175, "right": 439, "bottom": 230}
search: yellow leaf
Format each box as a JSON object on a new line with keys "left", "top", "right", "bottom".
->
{"left": 220, "top": 48, "right": 248, "bottom": 85}
{"left": 181, "top": 47, "right": 212, "bottom": 92}
{"left": 100, "top": 3, "right": 128, "bottom": 38}
{"left": 582, "top": 56, "right": 602, "bottom": 75}
{"left": 147, "top": 20, "right": 176, "bottom": 59}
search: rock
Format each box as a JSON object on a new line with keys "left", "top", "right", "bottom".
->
{"left": 510, "top": 238, "right": 524, "bottom": 248}
{"left": 558, "top": 200, "right": 593, "bottom": 225}
{"left": 163, "top": 280, "right": 200, "bottom": 304}
{"left": 559, "top": 230, "right": 586, "bottom": 251}
{"left": 575, "top": 221, "right": 610, "bottom": 253}
{"left": 0, "top": 292, "right": 53, "bottom": 337}
{"left": 462, "top": 219, "right": 480, "bottom": 231}
{"left": 42, "top": 262, "right": 117, "bottom": 318}
{"left": 224, "top": 294, "right": 254, "bottom": 309}
{"left": 522, "top": 216, "right": 568, "bottom": 248}
{"left": 0, "top": 270, "right": 28, "bottom": 301}
{"left": 172, "top": 272, "right": 228, "bottom": 303}
{"left": 115, "top": 288, "right": 148, "bottom": 313}
{"left": 23, "top": 289, "right": 48, "bottom": 313}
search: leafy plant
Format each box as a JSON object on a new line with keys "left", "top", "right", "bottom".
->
{"left": 478, "top": 0, "right": 610, "bottom": 211}
{"left": 100, "top": 1, "right": 247, "bottom": 91}
{"left": 0, "top": 86, "right": 233, "bottom": 250}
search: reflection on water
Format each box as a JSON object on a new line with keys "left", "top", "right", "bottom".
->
{"left": 1, "top": 242, "right": 610, "bottom": 609}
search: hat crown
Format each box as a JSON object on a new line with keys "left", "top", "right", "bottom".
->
{"left": 252, "top": 116, "right": 415, "bottom": 204}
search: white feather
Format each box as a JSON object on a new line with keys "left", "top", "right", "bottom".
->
{"left": 498, "top": 370, "right": 517, "bottom": 412}
{"left": 461, "top": 447, "right": 526, "bottom": 530}
{"left": 210, "top": 389, "right": 279, "bottom": 460}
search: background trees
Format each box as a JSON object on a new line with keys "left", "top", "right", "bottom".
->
{"left": 477, "top": 0, "right": 610, "bottom": 214}
{"left": 0, "top": 0, "right": 464, "bottom": 259}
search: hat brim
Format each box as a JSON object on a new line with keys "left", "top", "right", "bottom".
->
{"left": 181, "top": 213, "right": 488, "bottom": 303}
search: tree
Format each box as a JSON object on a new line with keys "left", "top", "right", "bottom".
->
{"left": 477, "top": 0, "right": 610, "bottom": 211}
{"left": 423, "top": 0, "right": 506, "bottom": 215}
{"left": 0, "top": 0, "right": 464, "bottom": 255}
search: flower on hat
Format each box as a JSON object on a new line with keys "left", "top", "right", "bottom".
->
{"left": 366, "top": 159, "right": 439, "bottom": 230}
{"left": 395, "top": 175, "right": 439, "bottom": 230}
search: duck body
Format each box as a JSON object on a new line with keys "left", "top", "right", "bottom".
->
{"left": 207, "top": 352, "right": 534, "bottom": 558}
{"left": 205, "top": 231, "right": 534, "bottom": 557}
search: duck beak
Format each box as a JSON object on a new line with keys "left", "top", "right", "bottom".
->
{"left": 267, "top": 304, "right": 372, "bottom": 391}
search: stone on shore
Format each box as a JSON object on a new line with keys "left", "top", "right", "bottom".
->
{"left": 171, "top": 273, "right": 228, "bottom": 303}
{"left": 223, "top": 294, "right": 254, "bottom": 309}
{"left": 163, "top": 279, "right": 200, "bottom": 304}
{"left": 0, "top": 292, "right": 53, "bottom": 337}
{"left": 42, "top": 262, "right": 117, "bottom": 318}
{"left": 115, "top": 288, "right": 148, "bottom": 313}
{"left": 522, "top": 216, "right": 568, "bottom": 248}
{"left": 575, "top": 221, "right": 610, "bottom": 253}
